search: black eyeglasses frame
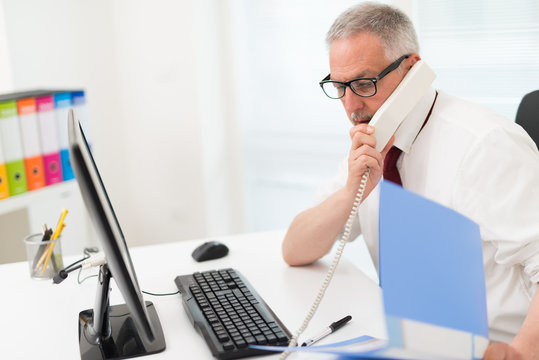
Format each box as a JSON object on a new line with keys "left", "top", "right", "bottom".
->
{"left": 319, "top": 54, "right": 411, "bottom": 99}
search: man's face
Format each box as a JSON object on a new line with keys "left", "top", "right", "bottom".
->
{"left": 329, "top": 32, "right": 410, "bottom": 126}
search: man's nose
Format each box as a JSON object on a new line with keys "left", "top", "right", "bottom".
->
{"left": 340, "top": 88, "right": 365, "bottom": 112}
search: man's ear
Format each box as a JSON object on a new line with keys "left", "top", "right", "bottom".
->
{"left": 407, "top": 53, "right": 421, "bottom": 69}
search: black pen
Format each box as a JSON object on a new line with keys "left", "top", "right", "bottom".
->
{"left": 32, "top": 226, "right": 53, "bottom": 270}
{"left": 301, "top": 315, "right": 352, "bottom": 346}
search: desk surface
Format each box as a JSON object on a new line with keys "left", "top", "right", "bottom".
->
{"left": 0, "top": 230, "right": 386, "bottom": 359}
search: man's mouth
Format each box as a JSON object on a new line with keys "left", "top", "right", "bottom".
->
{"left": 351, "top": 112, "right": 372, "bottom": 126}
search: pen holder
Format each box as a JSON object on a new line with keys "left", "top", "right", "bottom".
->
{"left": 24, "top": 233, "right": 64, "bottom": 280}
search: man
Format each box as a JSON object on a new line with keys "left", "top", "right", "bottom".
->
{"left": 281, "top": 2, "right": 539, "bottom": 359}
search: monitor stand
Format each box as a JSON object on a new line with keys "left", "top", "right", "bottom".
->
{"left": 78, "top": 264, "right": 166, "bottom": 360}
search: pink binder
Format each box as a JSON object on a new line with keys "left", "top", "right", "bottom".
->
{"left": 36, "top": 95, "right": 63, "bottom": 184}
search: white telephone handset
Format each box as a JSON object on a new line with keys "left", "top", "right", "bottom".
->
{"left": 370, "top": 60, "right": 436, "bottom": 151}
{"left": 280, "top": 61, "right": 436, "bottom": 358}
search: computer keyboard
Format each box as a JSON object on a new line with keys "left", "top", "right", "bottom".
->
{"left": 175, "top": 268, "right": 291, "bottom": 359}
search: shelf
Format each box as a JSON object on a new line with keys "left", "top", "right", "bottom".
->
{"left": 0, "top": 181, "right": 79, "bottom": 215}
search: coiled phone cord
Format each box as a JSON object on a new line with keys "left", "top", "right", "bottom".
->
{"left": 279, "top": 168, "right": 370, "bottom": 359}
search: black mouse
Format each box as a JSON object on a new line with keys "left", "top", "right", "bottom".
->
{"left": 192, "top": 241, "right": 229, "bottom": 262}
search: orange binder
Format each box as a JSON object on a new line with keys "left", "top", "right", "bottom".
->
{"left": 0, "top": 162, "right": 8, "bottom": 199}
{"left": 17, "top": 97, "right": 46, "bottom": 191}
{"left": 0, "top": 112, "right": 8, "bottom": 199}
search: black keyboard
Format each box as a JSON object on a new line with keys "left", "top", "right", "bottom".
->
{"left": 175, "top": 268, "right": 291, "bottom": 359}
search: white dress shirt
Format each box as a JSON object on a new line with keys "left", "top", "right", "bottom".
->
{"left": 314, "top": 87, "right": 539, "bottom": 342}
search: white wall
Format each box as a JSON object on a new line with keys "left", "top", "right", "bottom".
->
{"left": 107, "top": 0, "right": 246, "bottom": 244}
{"left": 0, "top": 0, "right": 245, "bottom": 249}
{"left": 193, "top": 0, "right": 247, "bottom": 237}
{"left": 0, "top": 1, "right": 12, "bottom": 92}
{"left": 108, "top": 0, "right": 207, "bottom": 246}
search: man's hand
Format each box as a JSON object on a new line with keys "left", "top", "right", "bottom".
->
{"left": 483, "top": 342, "right": 523, "bottom": 360}
{"left": 346, "top": 123, "right": 393, "bottom": 197}
{"left": 282, "top": 123, "right": 394, "bottom": 266}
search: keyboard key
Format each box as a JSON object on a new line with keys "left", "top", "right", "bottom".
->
{"left": 217, "top": 333, "right": 229, "bottom": 342}
{"left": 236, "top": 339, "right": 247, "bottom": 348}
{"left": 232, "top": 335, "right": 243, "bottom": 343}
{"left": 255, "top": 335, "right": 267, "bottom": 345}
{"left": 275, "top": 331, "right": 288, "bottom": 342}
{"left": 245, "top": 336, "right": 257, "bottom": 345}
{"left": 266, "top": 334, "right": 278, "bottom": 344}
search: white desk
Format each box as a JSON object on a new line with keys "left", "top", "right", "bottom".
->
{"left": 0, "top": 230, "right": 386, "bottom": 359}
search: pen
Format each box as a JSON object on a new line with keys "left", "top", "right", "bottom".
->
{"left": 49, "top": 226, "right": 61, "bottom": 273}
{"left": 41, "top": 209, "right": 68, "bottom": 274}
{"left": 50, "top": 208, "right": 68, "bottom": 241}
{"left": 32, "top": 225, "right": 53, "bottom": 271}
{"left": 301, "top": 315, "right": 352, "bottom": 347}
{"left": 34, "top": 229, "right": 54, "bottom": 273}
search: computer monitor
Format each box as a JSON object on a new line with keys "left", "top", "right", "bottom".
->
{"left": 67, "top": 109, "right": 166, "bottom": 359}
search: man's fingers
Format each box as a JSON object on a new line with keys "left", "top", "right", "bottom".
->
{"left": 482, "top": 341, "right": 524, "bottom": 360}
{"left": 349, "top": 123, "right": 374, "bottom": 139}
{"left": 351, "top": 132, "right": 376, "bottom": 150}
{"left": 483, "top": 342, "right": 506, "bottom": 360}
{"left": 351, "top": 145, "right": 383, "bottom": 164}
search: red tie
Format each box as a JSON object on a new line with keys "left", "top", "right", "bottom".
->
{"left": 382, "top": 91, "right": 438, "bottom": 187}
{"left": 383, "top": 146, "right": 403, "bottom": 185}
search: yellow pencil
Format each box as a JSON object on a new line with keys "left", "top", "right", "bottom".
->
{"left": 41, "top": 209, "right": 68, "bottom": 274}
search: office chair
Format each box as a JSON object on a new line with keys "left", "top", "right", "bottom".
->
{"left": 515, "top": 90, "right": 539, "bottom": 147}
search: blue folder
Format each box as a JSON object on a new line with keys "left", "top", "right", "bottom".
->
{"left": 253, "top": 181, "right": 489, "bottom": 358}
{"left": 379, "top": 180, "right": 488, "bottom": 338}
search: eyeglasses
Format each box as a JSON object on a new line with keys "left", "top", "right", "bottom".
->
{"left": 319, "top": 54, "right": 410, "bottom": 99}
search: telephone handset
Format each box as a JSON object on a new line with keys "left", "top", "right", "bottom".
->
{"left": 370, "top": 60, "right": 436, "bottom": 151}
{"left": 280, "top": 61, "right": 436, "bottom": 358}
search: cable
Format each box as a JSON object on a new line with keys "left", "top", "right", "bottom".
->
{"left": 75, "top": 269, "right": 179, "bottom": 296}
{"left": 52, "top": 247, "right": 99, "bottom": 284}
{"left": 66, "top": 252, "right": 180, "bottom": 296}
{"left": 61, "top": 247, "right": 98, "bottom": 273}
{"left": 142, "top": 290, "right": 180, "bottom": 297}
{"left": 54, "top": 252, "right": 106, "bottom": 284}
{"left": 73, "top": 267, "right": 179, "bottom": 296}
{"left": 279, "top": 169, "right": 370, "bottom": 359}
{"left": 77, "top": 267, "right": 98, "bottom": 284}
{"left": 63, "top": 256, "right": 88, "bottom": 271}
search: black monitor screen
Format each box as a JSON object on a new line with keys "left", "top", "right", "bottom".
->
{"left": 68, "top": 109, "right": 165, "bottom": 360}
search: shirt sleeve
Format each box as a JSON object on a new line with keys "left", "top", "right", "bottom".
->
{"left": 454, "top": 125, "right": 539, "bottom": 285}
{"left": 313, "top": 157, "right": 362, "bottom": 242}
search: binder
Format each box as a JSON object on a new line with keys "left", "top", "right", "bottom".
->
{"left": 17, "top": 97, "right": 46, "bottom": 191}
{"left": 0, "top": 143, "right": 9, "bottom": 200}
{"left": 71, "top": 90, "right": 91, "bottom": 147}
{"left": 36, "top": 95, "right": 63, "bottom": 185}
{"left": 0, "top": 100, "right": 28, "bottom": 195}
{"left": 54, "top": 92, "right": 73, "bottom": 180}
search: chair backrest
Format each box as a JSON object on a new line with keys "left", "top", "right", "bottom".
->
{"left": 516, "top": 90, "right": 539, "bottom": 147}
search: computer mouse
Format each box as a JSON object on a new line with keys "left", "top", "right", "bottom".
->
{"left": 192, "top": 241, "right": 229, "bottom": 262}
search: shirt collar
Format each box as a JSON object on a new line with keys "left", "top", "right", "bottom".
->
{"left": 392, "top": 87, "right": 437, "bottom": 153}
